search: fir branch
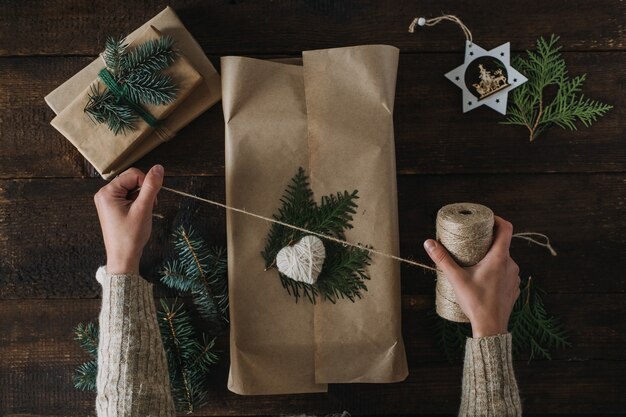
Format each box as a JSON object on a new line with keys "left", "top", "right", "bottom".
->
{"left": 124, "top": 72, "right": 178, "bottom": 106}
{"left": 121, "top": 36, "right": 178, "bottom": 76}
{"left": 433, "top": 276, "right": 570, "bottom": 363}
{"left": 159, "top": 299, "right": 217, "bottom": 413}
{"left": 262, "top": 167, "right": 371, "bottom": 303}
{"left": 73, "top": 359, "right": 98, "bottom": 391}
{"left": 73, "top": 322, "right": 99, "bottom": 391}
{"left": 74, "top": 321, "right": 99, "bottom": 358}
{"left": 103, "top": 36, "right": 127, "bottom": 76}
{"left": 503, "top": 34, "right": 612, "bottom": 141}
{"left": 84, "top": 84, "right": 137, "bottom": 135}
{"left": 160, "top": 226, "right": 229, "bottom": 324}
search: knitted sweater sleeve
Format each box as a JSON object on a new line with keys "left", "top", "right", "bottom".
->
{"left": 95, "top": 266, "right": 176, "bottom": 417}
{"left": 459, "top": 333, "right": 522, "bottom": 417}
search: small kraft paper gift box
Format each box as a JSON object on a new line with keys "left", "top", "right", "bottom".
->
{"left": 222, "top": 45, "right": 409, "bottom": 395}
{"left": 45, "top": 7, "right": 221, "bottom": 179}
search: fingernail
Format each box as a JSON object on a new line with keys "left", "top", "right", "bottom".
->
{"left": 423, "top": 239, "right": 437, "bottom": 253}
{"left": 153, "top": 164, "right": 164, "bottom": 177}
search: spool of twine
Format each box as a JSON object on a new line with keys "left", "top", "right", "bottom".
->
{"left": 435, "top": 203, "right": 494, "bottom": 322}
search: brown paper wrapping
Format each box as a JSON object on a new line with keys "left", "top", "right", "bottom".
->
{"left": 222, "top": 45, "right": 408, "bottom": 395}
{"left": 45, "top": 7, "right": 221, "bottom": 179}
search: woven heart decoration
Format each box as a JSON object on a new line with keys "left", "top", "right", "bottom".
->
{"left": 276, "top": 235, "right": 326, "bottom": 285}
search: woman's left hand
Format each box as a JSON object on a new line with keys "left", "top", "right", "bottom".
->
{"left": 93, "top": 165, "right": 164, "bottom": 275}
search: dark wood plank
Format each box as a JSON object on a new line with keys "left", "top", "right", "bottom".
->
{"left": 1, "top": 52, "right": 623, "bottom": 178}
{"left": 1, "top": 174, "right": 625, "bottom": 299}
{"left": 1, "top": 299, "right": 625, "bottom": 416}
{"left": 1, "top": 0, "right": 625, "bottom": 56}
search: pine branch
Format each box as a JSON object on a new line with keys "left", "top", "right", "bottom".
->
{"left": 124, "top": 72, "right": 178, "bottom": 106}
{"left": 73, "top": 360, "right": 98, "bottom": 391}
{"left": 84, "top": 84, "right": 137, "bottom": 135}
{"left": 160, "top": 226, "right": 229, "bottom": 324}
{"left": 103, "top": 36, "right": 127, "bottom": 76}
{"left": 86, "top": 35, "right": 178, "bottom": 134}
{"left": 502, "top": 34, "right": 612, "bottom": 141}
{"left": 159, "top": 299, "right": 216, "bottom": 413}
{"left": 429, "top": 309, "right": 471, "bottom": 362}
{"left": 262, "top": 167, "right": 371, "bottom": 303}
{"left": 74, "top": 322, "right": 99, "bottom": 358}
{"left": 121, "top": 36, "right": 177, "bottom": 76}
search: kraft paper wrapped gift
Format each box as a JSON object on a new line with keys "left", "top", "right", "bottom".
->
{"left": 45, "top": 7, "right": 221, "bottom": 179}
{"left": 222, "top": 45, "right": 409, "bottom": 395}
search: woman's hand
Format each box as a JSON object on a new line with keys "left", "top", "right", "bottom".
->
{"left": 423, "top": 216, "right": 521, "bottom": 338}
{"left": 94, "top": 165, "right": 164, "bottom": 275}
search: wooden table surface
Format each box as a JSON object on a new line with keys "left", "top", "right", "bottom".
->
{"left": 1, "top": 1, "right": 625, "bottom": 415}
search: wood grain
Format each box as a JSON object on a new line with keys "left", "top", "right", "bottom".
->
{"left": 1, "top": 0, "right": 625, "bottom": 414}
{"left": 1, "top": 174, "right": 625, "bottom": 299}
{"left": 1, "top": 298, "right": 624, "bottom": 416}
{"left": 1, "top": 52, "right": 624, "bottom": 179}
{"left": 1, "top": 0, "right": 625, "bottom": 56}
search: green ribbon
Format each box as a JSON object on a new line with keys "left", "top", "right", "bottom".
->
{"left": 98, "top": 68, "right": 160, "bottom": 128}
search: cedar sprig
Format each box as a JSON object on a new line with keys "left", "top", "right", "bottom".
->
{"left": 432, "top": 276, "right": 570, "bottom": 363}
{"left": 502, "top": 34, "right": 612, "bottom": 141}
{"left": 160, "top": 226, "right": 229, "bottom": 326}
{"left": 509, "top": 277, "right": 571, "bottom": 360}
{"left": 84, "top": 35, "right": 179, "bottom": 135}
{"left": 261, "top": 167, "right": 371, "bottom": 304}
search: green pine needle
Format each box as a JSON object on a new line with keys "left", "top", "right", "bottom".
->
{"left": 74, "top": 321, "right": 99, "bottom": 358}
{"left": 261, "top": 167, "right": 371, "bottom": 304}
{"left": 85, "top": 35, "right": 179, "bottom": 135}
{"left": 84, "top": 84, "right": 137, "bottom": 135}
{"left": 122, "top": 36, "right": 177, "bottom": 76}
{"left": 503, "top": 34, "right": 612, "bottom": 141}
{"left": 432, "top": 276, "right": 571, "bottom": 363}
{"left": 159, "top": 299, "right": 217, "bottom": 414}
{"left": 73, "top": 359, "right": 98, "bottom": 391}
{"left": 73, "top": 300, "right": 220, "bottom": 413}
{"left": 124, "top": 72, "right": 178, "bottom": 106}
{"left": 160, "top": 226, "right": 229, "bottom": 325}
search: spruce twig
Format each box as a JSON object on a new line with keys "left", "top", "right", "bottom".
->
{"left": 85, "top": 35, "right": 179, "bottom": 135}
{"left": 160, "top": 226, "right": 229, "bottom": 325}
{"left": 261, "top": 167, "right": 371, "bottom": 303}
{"left": 503, "top": 35, "right": 612, "bottom": 141}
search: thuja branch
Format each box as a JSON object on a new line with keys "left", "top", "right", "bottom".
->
{"left": 502, "top": 35, "right": 612, "bottom": 141}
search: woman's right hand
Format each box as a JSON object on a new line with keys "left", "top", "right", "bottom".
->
{"left": 423, "top": 216, "right": 521, "bottom": 338}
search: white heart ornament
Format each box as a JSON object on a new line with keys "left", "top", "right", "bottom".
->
{"left": 276, "top": 235, "right": 326, "bottom": 285}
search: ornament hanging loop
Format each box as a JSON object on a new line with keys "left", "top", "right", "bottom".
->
{"left": 408, "top": 14, "right": 473, "bottom": 45}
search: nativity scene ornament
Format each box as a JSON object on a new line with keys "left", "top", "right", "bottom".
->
{"left": 409, "top": 15, "right": 527, "bottom": 114}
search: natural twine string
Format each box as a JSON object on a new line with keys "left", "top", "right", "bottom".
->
{"left": 158, "top": 186, "right": 556, "bottom": 275}
{"left": 435, "top": 203, "right": 494, "bottom": 322}
{"left": 408, "top": 14, "right": 473, "bottom": 44}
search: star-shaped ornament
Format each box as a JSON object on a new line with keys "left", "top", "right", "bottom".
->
{"left": 445, "top": 41, "right": 527, "bottom": 114}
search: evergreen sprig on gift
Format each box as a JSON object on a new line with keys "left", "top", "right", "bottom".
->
{"left": 503, "top": 35, "right": 612, "bottom": 141}
{"left": 261, "top": 167, "right": 371, "bottom": 304}
{"left": 84, "top": 36, "right": 179, "bottom": 135}
{"left": 160, "top": 226, "right": 229, "bottom": 326}
{"left": 432, "top": 277, "right": 570, "bottom": 363}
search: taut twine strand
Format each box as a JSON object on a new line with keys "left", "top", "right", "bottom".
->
{"left": 408, "top": 14, "right": 473, "bottom": 44}
{"left": 157, "top": 186, "right": 556, "bottom": 276}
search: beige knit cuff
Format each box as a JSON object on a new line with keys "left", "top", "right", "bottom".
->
{"left": 96, "top": 265, "right": 146, "bottom": 285}
{"left": 459, "top": 332, "right": 522, "bottom": 417}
